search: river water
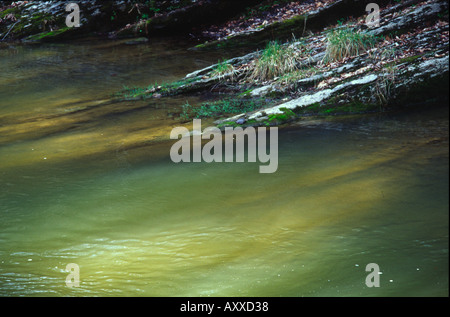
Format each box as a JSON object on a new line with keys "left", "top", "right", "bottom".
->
{"left": 0, "top": 38, "right": 448, "bottom": 297}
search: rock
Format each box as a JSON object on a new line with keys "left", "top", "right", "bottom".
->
{"left": 0, "top": 1, "right": 141, "bottom": 42}
{"left": 250, "top": 85, "right": 273, "bottom": 97}
{"left": 111, "top": 0, "right": 449, "bottom": 125}
{"left": 242, "top": 74, "right": 379, "bottom": 120}
{"left": 194, "top": 0, "right": 394, "bottom": 50}
{"left": 368, "top": 1, "right": 449, "bottom": 37}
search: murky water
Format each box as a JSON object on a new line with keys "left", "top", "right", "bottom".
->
{"left": 0, "top": 38, "right": 448, "bottom": 297}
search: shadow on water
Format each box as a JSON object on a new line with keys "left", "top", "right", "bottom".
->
{"left": 0, "top": 38, "right": 448, "bottom": 297}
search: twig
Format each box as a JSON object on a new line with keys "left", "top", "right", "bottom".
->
{"left": 302, "top": 15, "right": 307, "bottom": 37}
{"left": 1, "top": 20, "right": 21, "bottom": 41}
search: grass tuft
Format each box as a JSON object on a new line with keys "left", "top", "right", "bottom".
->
{"left": 249, "top": 40, "right": 301, "bottom": 81}
{"left": 375, "top": 65, "right": 398, "bottom": 107}
{"left": 323, "top": 27, "right": 378, "bottom": 63}
{"left": 210, "top": 59, "right": 236, "bottom": 81}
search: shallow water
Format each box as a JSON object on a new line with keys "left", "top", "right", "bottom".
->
{"left": 0, "top": 38, "right": 448, "bottom": 297}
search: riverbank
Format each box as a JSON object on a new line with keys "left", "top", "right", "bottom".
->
{"left": 0, "top": 2, "right": 448, "bottom": 297}
{"left": 114, "top": 0, "right": 449, "bottom": 128}
{"left": 2, "top": 1, "right": 448, "bottom": 131}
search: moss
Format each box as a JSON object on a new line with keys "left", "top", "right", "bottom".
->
{"left": 266, "top": 107, "right": 297, "bottom": 123}
{"left": 271, "top": 14, "right": 306, "bottom": 28}
{"left": 293, "top": 102, "right": 321, "bottom": 114}
{"left": 278, "top": 107, "right": 295, "bottom": 116}
{"left": 25, "top": 27, "right": 72, "bottom": 42}
{"left": 292, "top": 98, "right": 379, "bottom": 117}
{"left": 217, "top": 121, "right": 241, "bottom": 129}
{"left": 0, "top": 7, "right": 20, "bottom": 19}
{"left": 180, "top": 97, "right": 270, "bottom": 120}
{"left": 194, "top": 43, "right": 207, "bottom": 49}
{"left": 238, "top": 89, "right": 254, "bottom": 97}
{"left": 329, "top": 100, "right": 378, "bottom": 114}
{"left": 268, "top": 113, "right": 289, "bottom": 122}
{"left": 397, "top": 54, "right": 424, "bottom": 64}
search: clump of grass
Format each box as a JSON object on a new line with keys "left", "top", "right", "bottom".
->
{"left": 210, "top": 59, "right": 235, "bottom": 80}
{"left": 379, "top": 47, "right": 398, "bottom": 61}
{"left": 375, "top": 65, "right": 398, "bottom": 107}
{"left": 323, "top": 27, "right": 378, "bottom": 63}
{"left": 249, "top": 40, "right": 301, "bottom": 81}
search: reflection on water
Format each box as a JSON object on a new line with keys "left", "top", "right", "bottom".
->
{"left": 0, "top": 39, "right": 448, "bottom": 297}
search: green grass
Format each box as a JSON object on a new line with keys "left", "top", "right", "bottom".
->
{"left": 25, "top": 27, "right": 72, "bottom": 41}
{"left": 210, "top": 59, "right": 235, "bottom": 80}
{"left": 323, "top": 27, "right": 379, "bottom": 63}
{"left": 249, "top": 40, "right": 301, "bottom": 81}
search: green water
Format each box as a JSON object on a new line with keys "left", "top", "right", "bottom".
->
{"left": 0, "top": 38, "right": 448, "bottom": 297}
